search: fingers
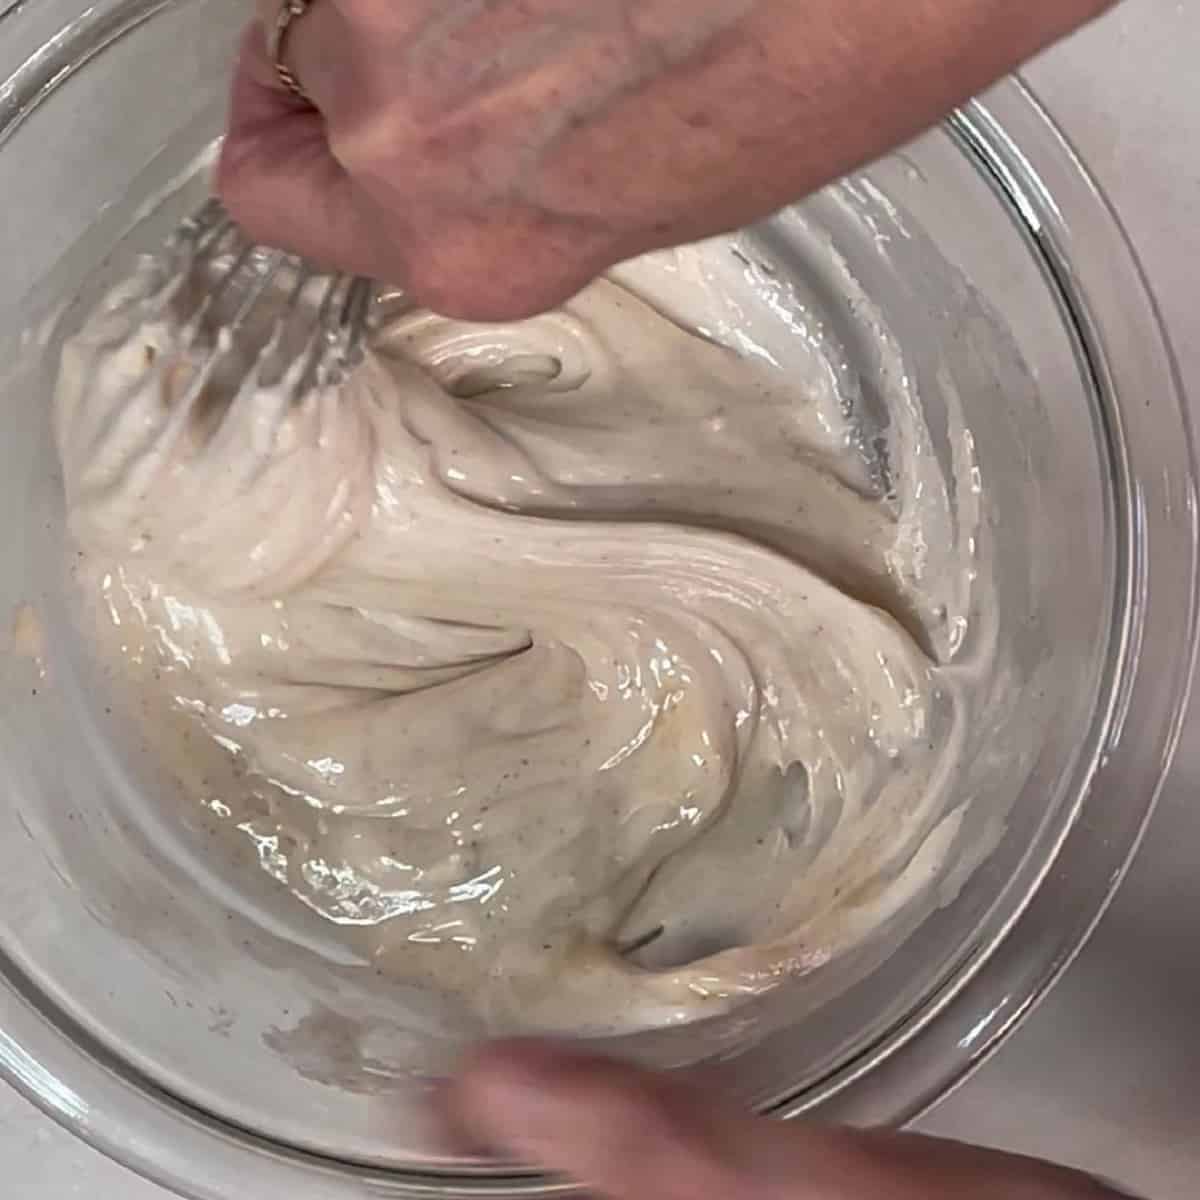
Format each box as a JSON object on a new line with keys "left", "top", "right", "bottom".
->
{"left": 218, "top": 24, "right": 609, "bottom": 313}
{"left": 252, "top": 0, "right": 348, "bottom": 111}
{"left": 448, "top": 1040, "right": 792, "bottom": 1200}
{"left": 448, "top": 1041, "right": 1133, "bottom": 1200}
{"left": 219, "top": 7, "right": 625, "bottom": 314}
{"left": 216, "top": 24, "right": 405, "bottom": 281}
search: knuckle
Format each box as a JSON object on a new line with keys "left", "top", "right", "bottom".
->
{"left": 328, "top": 107, "right": 486, "bottom": 193}
{"left": 326, "top": 103, "right": 411, "bottom": 178}
{"left": 330, "top": 0, "right": 405, "bottom": 38}
{"left": 405, "top": 235, "right": 580, "bottom": 322}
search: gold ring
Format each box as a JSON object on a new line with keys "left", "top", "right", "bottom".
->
{"left": 267, "top": 0, "right": 314, "bottom": 104}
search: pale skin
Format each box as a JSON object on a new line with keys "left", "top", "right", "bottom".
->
{"left": 219, "top": 0, "right": 1117, "bottom": 319}
{"left": 447, "top": 1042, "right": 1130, "bottom": 1199}
{"left": 219, "top": 2, "right": 1129, "bottom": 1193}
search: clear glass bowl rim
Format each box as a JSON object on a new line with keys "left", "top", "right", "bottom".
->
{"left": 0, "top": 1, "right": 1196, "bottom": 1196}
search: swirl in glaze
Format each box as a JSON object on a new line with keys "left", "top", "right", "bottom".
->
{"left": 55, "top": 231, "right": 984, "bottom": 1033}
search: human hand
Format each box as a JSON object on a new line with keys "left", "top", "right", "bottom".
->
{"left": 218, "top": 0, "right": 1115, "bottom": 320}
{"left": 447, "top": 1041, "right": 1132, "bottom": 1199}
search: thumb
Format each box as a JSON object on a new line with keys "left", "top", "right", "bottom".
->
{"left": 216, "top": 23, "right": 402, "bottom": 281}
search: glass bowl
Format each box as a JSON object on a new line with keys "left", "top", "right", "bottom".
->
{"left": 0, "top": 0, "right": 1195, "bottom": 1195}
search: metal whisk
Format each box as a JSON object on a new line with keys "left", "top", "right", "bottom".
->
{"left": 139, "top": 197, "right": 375, "bottom": 408}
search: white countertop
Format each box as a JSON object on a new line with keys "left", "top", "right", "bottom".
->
{"left": 918, "top": 6, "right": 1200, "bottom": 1194}
{"left": 3, "top": 1, "right": 1196, "bottom": 1195}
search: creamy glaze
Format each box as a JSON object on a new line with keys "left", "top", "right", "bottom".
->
{"left": 55, "top": 231, "right": 989, "bottom": 1033}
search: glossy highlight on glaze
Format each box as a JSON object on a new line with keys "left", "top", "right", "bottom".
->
{"left": 54, "top": 229, "right": 994, "bottom": 1034}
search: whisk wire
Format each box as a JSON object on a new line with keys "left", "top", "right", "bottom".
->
{"left": 148, "top": 198, "right": 375, "bottom": 410}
